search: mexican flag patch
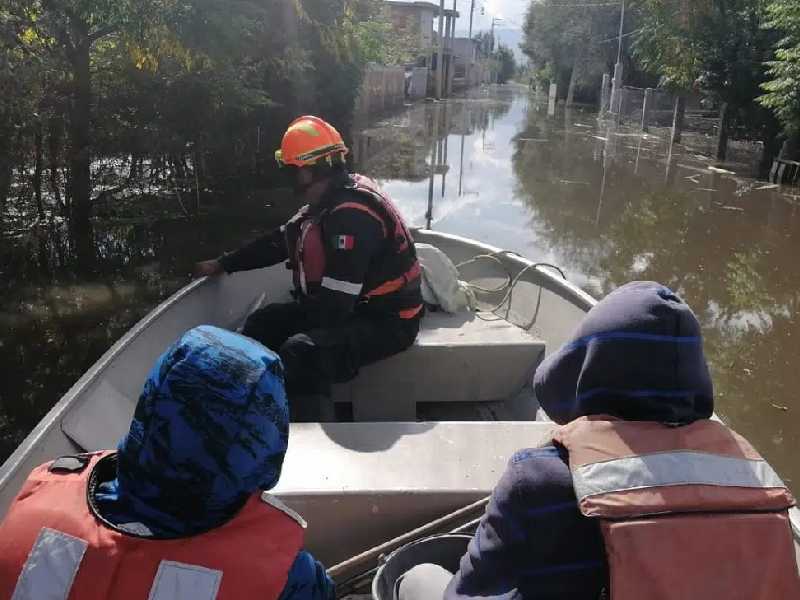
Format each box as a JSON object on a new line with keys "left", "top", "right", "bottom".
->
{"left": 334, "top": 235, "right": 355, "bottom": 250}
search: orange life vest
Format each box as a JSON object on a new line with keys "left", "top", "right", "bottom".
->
{"left": 284, "top": 174, "right": 422, "bottom": 319}
{"left": 553, "top": 416, "right": 800, "bottom": 600}
{"left": 0, "top": 451, "right": 305, "bottom": 600}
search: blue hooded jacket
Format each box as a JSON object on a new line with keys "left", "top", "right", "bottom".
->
{"left": 94, "top": 325, "right": 334, "bottom": 600}
{"left": 445, "top": 281, "right": 714, "bottom": 599}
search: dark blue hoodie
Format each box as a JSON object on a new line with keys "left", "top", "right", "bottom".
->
{"left": 445, "top": 281, "right": 714, "bottom": 599}
{"left": 94, "top": 325, "right": 334, "bottom": 600}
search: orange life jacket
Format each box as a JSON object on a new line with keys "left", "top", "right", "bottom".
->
{"left": 284, "top": 174, "right": 422, "bottom": 319}
{"left": 553, "top": 416, "right": 800, "bottom": 600}
{"left": 0, "top": 451, "right": 305, "bottom": 600}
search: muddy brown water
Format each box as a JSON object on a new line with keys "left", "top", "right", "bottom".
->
{"left": 1, "top": 85, "right": 798, "bottom": 493}
{"left": 354, "top": 85, "right": 800, "bottom": 491}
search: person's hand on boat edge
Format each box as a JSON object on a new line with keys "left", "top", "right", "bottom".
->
{"left": 194, "top": 259, "right": 225, "bottom": 277}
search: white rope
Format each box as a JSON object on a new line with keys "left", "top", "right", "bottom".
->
{"left": 455, "top": 251, "right": 566, "bottom": 320}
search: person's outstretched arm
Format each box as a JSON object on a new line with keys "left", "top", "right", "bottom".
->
{"left": 195, "top": 227, "right": 289, "bottom": 277}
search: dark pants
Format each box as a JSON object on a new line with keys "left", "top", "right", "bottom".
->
{"left": 242, "top": 302, "right": 420, "bottom": 397}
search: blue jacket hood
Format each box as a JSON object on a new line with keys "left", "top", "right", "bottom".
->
{"left": 534, "top": 281, "right": 714, "bottom": 425}
{"left": 113, "top": 325, "right": 289, "bottom": 535}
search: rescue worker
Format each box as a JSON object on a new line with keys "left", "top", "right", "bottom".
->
{"left": 395, "top": 281, "right": 800, "bottom": 599}
{"left": 195, "top": 116, "right": 422, "bottom": 404}
{"left": 0, "top": 326, "right": 334, "bottom": 600}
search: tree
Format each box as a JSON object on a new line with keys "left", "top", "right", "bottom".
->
{"left": 5, "top": 0, "right": 172, "bottom": 266}
{"left": 522, "top": 0, "right": 635, "bottom": 103}
{"left": 348, "top": 4, "right": 423, "bottom": 66}
{"left": 632, "top": 1, "right": 779, "bottom": 161}
{"left": 760, "top": 0, "right": 800, "bottom": 140}
{"left": 495, "top": 45, "right": 516, "bottom": 84}
{"left": 1, "top": 0, "right": 381, "bottom": 269}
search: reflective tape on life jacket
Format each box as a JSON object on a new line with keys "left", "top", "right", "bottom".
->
{"left": 0, "top": 452, "right": 304, "bottom": 600}
{"left": 553, "top": 416, "right": 800, "bottom": 600}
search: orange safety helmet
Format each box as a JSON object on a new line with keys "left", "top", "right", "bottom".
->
{"left": 274, "top": 116, "right": 349, "bottom": 168}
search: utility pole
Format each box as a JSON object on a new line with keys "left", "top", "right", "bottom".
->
{"left": 466, "top": 0, "right": 475, "bottom": 88}
{"left": 610, "top": 0, "right": 625, "bottom": 115}
{"left": 436, "top": 0, "right": 446, "bottom": 99}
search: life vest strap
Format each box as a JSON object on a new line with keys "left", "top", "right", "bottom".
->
{"left": 365, "top": 261, "right": 421, "bottom": 298}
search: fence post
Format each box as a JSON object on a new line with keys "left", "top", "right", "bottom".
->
{"left": 672, "top": 95, "right": 686, "bottom": 143}
{"left": 548, "top": 83, "right": 557, "bottom": 117}
{"left": 610, "top": 62, "right": 623, "bottom": 114}
{"left": 600, "top": 74, "right": 610, "bottom": 114}
{"left": 715, "top": 102, "right": 730, "bottom": 161}
{"left": 641, "top": 88, "right": 653, "bottom": 132}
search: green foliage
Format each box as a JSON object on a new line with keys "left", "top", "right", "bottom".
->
{"left": 522, "top": 0, "right": 635, "bottom": 99}
{"left": 0, "top": 0, "right": 382, "bottom": 215}
{"left": 348, "top": 5, "right": 422, "bottom": 66}
{"left": 760, "top": 0, "right": 800, "bottom": 133}
{"left": 494, "top": 45, "right": 516, "bottom": 84}
{"left": 632, "top": 0, "right": 774, "bottom": 106}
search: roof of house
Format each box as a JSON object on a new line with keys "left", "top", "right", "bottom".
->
{"left": 385, "top": 1, "right": 459, "bottom": 18}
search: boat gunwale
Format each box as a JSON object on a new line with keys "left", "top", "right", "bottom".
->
{"left": 2, "top": 230, "right": 798, "bottom": 545}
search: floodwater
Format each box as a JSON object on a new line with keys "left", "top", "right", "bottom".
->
{"left": 352, "top": 85, "right": 800, "bottom": 491}
{"left": 2, "top": 84, "right": 799, "bottom": 493}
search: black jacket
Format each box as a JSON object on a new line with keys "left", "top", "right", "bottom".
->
{"left": 219, "top": 176, "right": 422, "bottom": 326}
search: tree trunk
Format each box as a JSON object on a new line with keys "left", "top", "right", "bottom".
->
{"left": 566, "top": 52, "right": 582, "bottom": 107}
{"left": 48, "top": 113, "right": 64, "bottom": 212}
{"left": 0, "top": 122, "right": 14, "bottom": 216}
{"left": 68, "top": 37, "right": 94, "bottom": 269}
{"left": 715, "top": 102, "right": 729, "bottom": 162}
{"left": 34, "top": 121, "right": 44, "bottom": 220}
{"left": 0, "top": 149, "right": 11, "bottom": 216}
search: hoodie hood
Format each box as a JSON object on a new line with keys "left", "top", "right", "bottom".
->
{"left": 114, "top": 325, "right": 289, "bottom": 536}
{"left": 534, "top": 281, "right": 713, "bottom": 425}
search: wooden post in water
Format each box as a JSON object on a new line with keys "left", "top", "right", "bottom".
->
{"left": 600, "top": 74, "right": 611, "bottom": 114}
{"left": 641, "top": 88, "right": 653, "bottom": 132}
{"left": 436, "top": 0, "right": 445, "bottom": 99}
{"left": 548, "top": 83, "right": 557, "bottom": 117}
{"left": 610, "top": 62, "right": 623, "bottom": 115}
{"left": 671, "top": 95, "right": 686, "bottom": 143}
{"left": 715, "top": 102, "right": 729, "bottom": 161}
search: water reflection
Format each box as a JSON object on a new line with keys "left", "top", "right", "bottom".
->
{"left": 353, "top": 85, "right": 800, "bottom": 491}
{"left": 0, "top": 197, "right": 296, "bottom": 460}
{"left": 2, "top": 85, "right": 798, "bottom": 492}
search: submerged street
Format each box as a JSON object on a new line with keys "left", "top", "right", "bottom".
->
{"left": 2, "top": 85, "right": 799, "bottom": 491}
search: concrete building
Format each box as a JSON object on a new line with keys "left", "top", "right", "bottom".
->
{"left": 450, "top": 37, "right": 489, "bottom": 89}
{"left": 385, "top": 1, "right": 459, "bottom": 98}
{"left": 385, "top": 1, "right": 439, "bottom": 50}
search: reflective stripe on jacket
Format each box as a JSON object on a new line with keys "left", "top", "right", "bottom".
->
{"left": 553, "top": 416, "right": 800, "bottom": 600}
{"left": 284, "top": 174, "right": 422, "bottom": 319}
{"left": 0, "top": 451, "right": 305, "bottom": 600}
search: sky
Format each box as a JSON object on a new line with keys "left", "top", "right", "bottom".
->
{"left": 451, "top": 0, "right": 528, "bottom": 36}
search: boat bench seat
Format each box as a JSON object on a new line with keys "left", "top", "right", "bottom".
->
{"left": 274, "top": 421, "right": 556, "bottom": 565}
{"left": 331, "top": 311, "right": 546, "bottom": 421}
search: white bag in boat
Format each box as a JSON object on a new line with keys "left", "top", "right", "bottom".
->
{"left": 415, "top": 243, "right": 475, "bottom": 313}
